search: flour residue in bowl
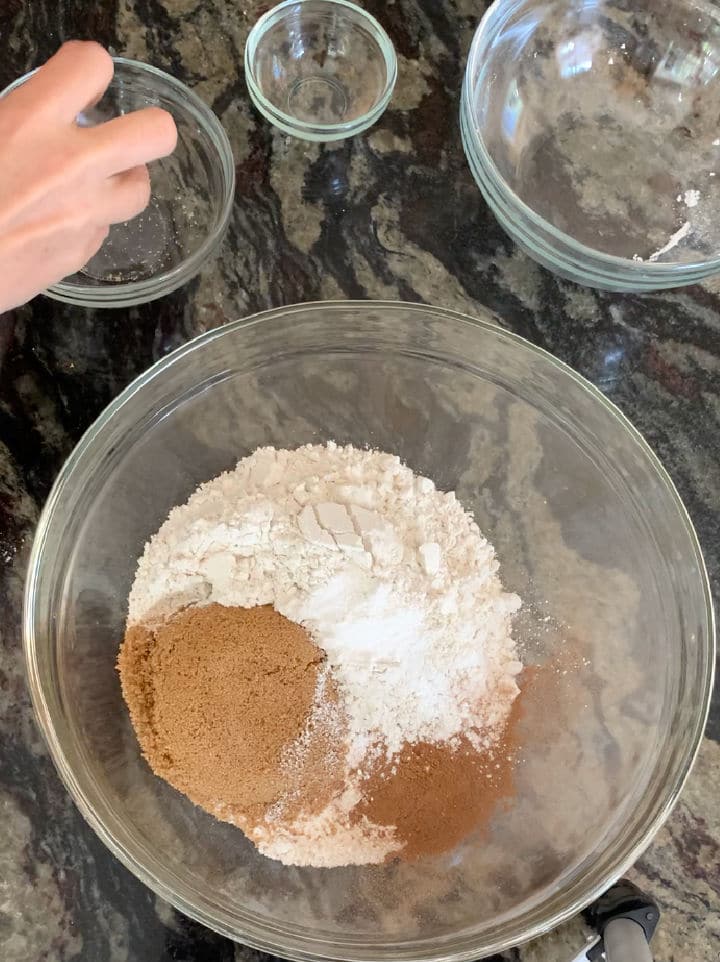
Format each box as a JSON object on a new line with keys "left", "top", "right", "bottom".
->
{"left": 118, "top": 443, "right": 523, "bottom": 867}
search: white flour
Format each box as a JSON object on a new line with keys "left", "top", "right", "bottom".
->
{"left": 128, "top": 443, "right": 523, "bottom": 864}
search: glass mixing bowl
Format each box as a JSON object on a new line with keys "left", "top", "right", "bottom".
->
{"left": 24, "top": 302, "right": 714, "bottom": 960}
{"left": 245, "top": 0, "right": 397, "bottom": 141}
{"left": 462, "top": 0, "right": 720, "bottom": 291}
{"left": 1, "top": 58, "right": 235, "bottom": 308}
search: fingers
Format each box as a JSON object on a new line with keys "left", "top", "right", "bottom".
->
{"left": 39, "top": 222, "right": 109, "bottom": 285}
{"left": 0, "top": 217, "right": 109, "bottom": 309}
{"left": 89, "top": 107, "right": 178, "bottom": 175}
{"left": 10, "top": 41, "right": 114, "bottom": 122}
{"left": 8, "top": 161, "right": 152, "bottom": 237}
{"left": 3, "top": 40, "right": 177, "bottom": 179}
{"left": 81, "top": 225, "right": 110, "bottom": 266}
{"left": 103, "top": 165, "right": 152, "bottom": 224}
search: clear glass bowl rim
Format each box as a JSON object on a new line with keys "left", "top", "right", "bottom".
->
{"left": 244, "top": 0, "right": 398, "bottom": 140}
{"left": 463, "top": 0, "right": 720, "bottom": 279}
{"left": 0, "top": 57, "right": 236, "bottom": 308}
{"left": 22, "top": 300, "right": 716, "bottom": 960}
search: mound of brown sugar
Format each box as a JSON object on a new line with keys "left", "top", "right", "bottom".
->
{"left": 117, "top": 604, "right": 326, "bottom": 825}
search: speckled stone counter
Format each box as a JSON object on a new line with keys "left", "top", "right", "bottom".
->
{"left": 0, "top": 2, "right": 718, "bottom": 960}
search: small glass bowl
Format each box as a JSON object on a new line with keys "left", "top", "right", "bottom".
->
{"left": 245, "top": 0, "right": 397, "bottom": 141}
{"left": 462, "top": 0, "right": 720, "bottom": 291}
{"left": 1, "top": 58, "right": 235, "bottom": 308}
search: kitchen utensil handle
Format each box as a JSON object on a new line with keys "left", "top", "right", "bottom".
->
{"left": 603, "top": 917, "right": 654, "bottom": 962}
{"left": 580, "top": 879, "right": 660, "bottom": 962}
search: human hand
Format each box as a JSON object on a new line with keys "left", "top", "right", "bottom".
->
{"left": 0, "top": 41, "right": 177, "bottom": 312}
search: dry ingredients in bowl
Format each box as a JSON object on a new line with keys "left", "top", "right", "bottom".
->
{"left": 118, "top": 443, "right": 523, "bottom": 867}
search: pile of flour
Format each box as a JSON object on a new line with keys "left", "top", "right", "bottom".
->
{"left": 128, "top": 442, "right": 523, "bottom": 864}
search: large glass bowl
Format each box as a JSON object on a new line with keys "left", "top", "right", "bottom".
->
{"left": 462, "top": 0, "right": 720, "bottom": 291}
{"left": 24, "top": 302, "right": 714, "bottom": 960}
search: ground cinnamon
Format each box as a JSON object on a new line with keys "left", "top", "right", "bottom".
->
{"left": 356, "top": 712, "right": 522, "bottom": 861}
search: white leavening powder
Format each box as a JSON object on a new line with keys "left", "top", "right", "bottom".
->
{"left": 128, "top": 443, "right": 523, "bottom": 863}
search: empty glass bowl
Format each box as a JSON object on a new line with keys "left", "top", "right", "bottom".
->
{"left": 245, "top": 0, "right": 397, "bottom": 141}
{"left": 24, "top": 302, "right": 714, "bottom": 960}
{"left": 462, "top": 0, "right": 720, "bottom": 291}
{"left": 1, "top": 58, "right": 235, "bottom": 308}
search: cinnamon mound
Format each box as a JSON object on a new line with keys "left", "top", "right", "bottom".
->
{"left": 117, "top": 604, "right": 325, "bottom": 824}
{"left": 356, "top": 729, "right": 518, "bottom": 860}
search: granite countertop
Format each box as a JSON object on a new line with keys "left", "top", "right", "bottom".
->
{"left": 0, "top": 1, "right": 718, "bottom": 960}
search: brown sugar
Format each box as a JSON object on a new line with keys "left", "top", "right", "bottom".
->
{"left": 117, "top": 604, "right": 327, "bottom": 824}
